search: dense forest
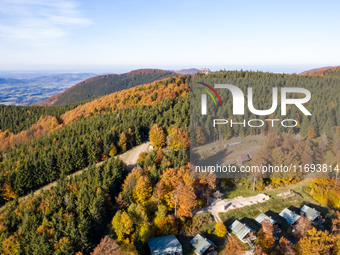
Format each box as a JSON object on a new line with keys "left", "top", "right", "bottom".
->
{"left": 0, "top": 74, "right": 195, "bottom": 254}
{"left": 195, "top": 70, "right": 291, "bottom": 79}
{"left": 0, "top": 75, "right": 191, "bottom": 254}
{"left": 0, "top": 157, "right": 127, "bottom": 254}
{"left": 0, "top": 75, "right": 190, "bottom": 152}
{"left": 0, "top": 101, "right": 90, "bottom": 134}
{"left": 43, "top": 70, "right": 175, "bottom": 106}
{"left": 0, "top": 76, "right": 190, "bottom": 205}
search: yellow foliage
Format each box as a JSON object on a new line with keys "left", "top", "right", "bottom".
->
{"left": 149, "top": 124, "right": 166, "bottom": 148}
{"left": 215, "top": 221, "right": 227, "bottom": 237}
{"left": 2, "top": 235, "right": 20, "bottom": 255}
{"left": 169, "top": 126, "right": 190, "bottom": 150}
{"left": 133, "top": 176, "right": 152, "bottom": 206}
{"left": 2, "top": 183, "right": 17, "bottom": 201}
{"left": 118, "top": 132, "right": 127, "bottom": 152}
{"left": 111, "top": 210, "right": 134, "bottom": 242}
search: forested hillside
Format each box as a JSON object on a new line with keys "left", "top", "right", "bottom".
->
{"left": 0, "top": 74, "right": 191, "bottom": 254}
{"left": 0, "top": 75, "right": 190, "bottom": 152}
{"left": 0, "top": 95, "right": 189, "bottom": 203}
{"left": 0, "top": 75, "right": 189, "bottom": 203}
{"left": 0, "top": 157, "right": 127, "bottom": 254}
{"left": 299, "top": 66, "right": 340, "bottom": 76}
{"left": 40, "top": 69, "right": 175, "bottom": 106}
{"left": 0, "top": 101, "right": 90, "bottom": 134}
{"left": 194, "top": 69, "right": 291, "bottom": 78}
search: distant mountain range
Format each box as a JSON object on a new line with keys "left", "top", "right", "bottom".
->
{"left": 0, "top": 73, "right": 96, "bottom": 106}
{"left": 39, "top": 69, "right": 176, "bottom": 106}
{"left": 0, "top": 73, "right": 95, "bottom": 86}
{"left": 299, "top": 66, "right": 340, "bottom": 76}
{"left": 3, "top": 65, "right": 340, "bottom": 106}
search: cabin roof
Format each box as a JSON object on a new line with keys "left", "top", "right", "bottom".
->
{"left": 190, "top": 234, "right": 217, "bottom": 255}
{"left": 229, "top": 220, "right": 255, "bottom": 240}
{"left": 255, "top": 213, "right": 277, "bottom": 225}
{"left": 279, "top": 208, "right": 300, "bottom": 224}
{"left": 148, "top": 235, "right": 182, "bottom": 255}
{"left": 300, "top": 205, "right": 321, "bottom": 221}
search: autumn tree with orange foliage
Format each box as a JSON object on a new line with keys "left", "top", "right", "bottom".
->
{"left": 195, "top": 126, "right": 206, "bottom": 145}
{"left": 149, "top": 124, "right": 166, "bottom": 148}
{"left": 160, "top": 165, "right": 197, "bottom": 217}
{"left": 295, "top": 214, "right": 312, "bottom": 239}
{"left": 277, "top": 237, "right": 295, "bottom": 255}
{"left": 223, "top": 236, "right": 245, "bottom": 255}
{"left": 306, "top": 178, "right": 340, "bottom": 207}
{"left": 198, "top": 178, "right": 217, "bottom": 204}
{"left": 254, "top": 246, "right": 267, "bottom": 255}
{"left": 91, "top": 236, "right": 122, "bottom": 255}
{"left": 307, "top": 125, "right": 317, "bottom": 139}
{"left": 257, "top": 219, "right": 275, "bottom": 252}
{"left": 116, "top": 169, "right": 143, "bottom": 207}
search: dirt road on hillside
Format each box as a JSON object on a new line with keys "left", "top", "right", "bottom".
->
{"left": 0, "top": 141, "right": 151, "bottom": 211}
{"left": 119, "top": 141, "right": 151, "bottom": 170}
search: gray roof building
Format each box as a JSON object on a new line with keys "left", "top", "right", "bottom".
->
{"left": 255, "top": 213, "right": 277, "bottom": 225}
{"left": 148, "top": 235, "right": 182, "bottom": 255}
{"left": 229, "top": 220, "right": 256, "bottom": 240}
{"left": 300, "top": 205, "right": 321, "bottom": 221}
{"left": 190, "top": 234, "right": 217, "bottom": 255}
{"left": 279, "top": 208, "right": 300, "bottom": 225}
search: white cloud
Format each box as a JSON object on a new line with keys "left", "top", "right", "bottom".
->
{"left": 0, "top": 0, "right": 91, "bottom": 39}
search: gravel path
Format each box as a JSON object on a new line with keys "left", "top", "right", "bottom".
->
{"left": 194, "top": 194, "right": 270, "bottom": 222}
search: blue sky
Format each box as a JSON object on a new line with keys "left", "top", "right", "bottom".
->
{"left": 0, "top": 0, "right": 339, "bottom": 73}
